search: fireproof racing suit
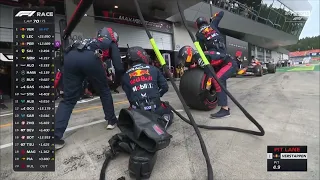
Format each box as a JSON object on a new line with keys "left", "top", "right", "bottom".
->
{"left": 55, "top": 37, "right": 124, "bottom": 140}
{"left": 195, "top": 11, "right": 236, "bottom": 107}
{"left": 121, "top": 63, "right": 173, "bottom": 129}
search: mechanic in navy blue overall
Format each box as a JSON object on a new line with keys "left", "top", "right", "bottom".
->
{"left": 55, "top": 27, "right": 124, "bottom": 150}
{"left": 194, "top": 11, "right": 237, "bottom": 118}
{"left": 122, "top": 46, "right": 173, "bottom": 129}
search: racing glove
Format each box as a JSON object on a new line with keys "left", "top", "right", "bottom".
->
{"left": 193, "top": 53, "right": 205, "bottom": 68}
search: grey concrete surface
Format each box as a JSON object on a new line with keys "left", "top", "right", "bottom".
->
{"left": 0, "top": 72, "right": 319, "bottom": 180}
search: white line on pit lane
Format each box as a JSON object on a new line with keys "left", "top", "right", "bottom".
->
{"left": 0, "top": 109, "right": 184, "bottom": 149}
{"left": 0, "top": 93, "right": 126, "bottom": 117}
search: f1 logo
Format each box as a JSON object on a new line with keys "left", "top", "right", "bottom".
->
{"left": 15, "top": 11, "right": 36, "bottom": 17}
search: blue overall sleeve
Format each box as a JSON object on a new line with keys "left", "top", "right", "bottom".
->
{"left": 196, "top": 32, "right": 207, "bottom": 51}
{"left": 210, "top": 11, "right": 224, "bottom": 28}
{"left": 157, "top": 68, "right": 168, "bottom": 97}
{"left": 109, "top": 42, "right": 124, "bottom": 75}
{"left": 121, "top": 75, "right": 131, "bottom": 100}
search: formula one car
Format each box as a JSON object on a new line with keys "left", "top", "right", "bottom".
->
{"left": 235, "top": 60, "right": 276, "bottom": 77}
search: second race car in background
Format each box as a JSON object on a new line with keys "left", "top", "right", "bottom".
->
{"left": 235, "top": 60, "right": 276, "bottom": 77}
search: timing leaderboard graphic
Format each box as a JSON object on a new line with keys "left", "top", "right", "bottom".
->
{"left": 13, "top": 7, "right": 55, "bottom": 171}
{"left": 267, "top": 146, "right": 307, "bottom": 171}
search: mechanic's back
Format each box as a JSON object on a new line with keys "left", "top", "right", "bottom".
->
{"left": 122, "top": 47, "right": 168, "bottom": 108}
{"left": 195, "top": 11, "right": 226, "bottom": 53}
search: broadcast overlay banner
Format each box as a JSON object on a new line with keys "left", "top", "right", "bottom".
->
{"left": 267, "top": 146, "right": 307, "bottom": 171}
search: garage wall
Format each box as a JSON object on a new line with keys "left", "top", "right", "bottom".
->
{"left": 173, "top": 23, "right": 197, "bottom": 51}
{"left": 271, "top": 50, "right": 281, "bottom": 62}
{"left": 95, "top": 21, "right": 173, "bottom": 50}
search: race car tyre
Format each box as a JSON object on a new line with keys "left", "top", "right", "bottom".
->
{"left": 267, "top": 64, "right": 276, "bottom": 73}
{"left": 253, "top": 65, "right": 263, "bottom": 76}
{"left": 179, "top": 68, "right": 218, "bottom": 111}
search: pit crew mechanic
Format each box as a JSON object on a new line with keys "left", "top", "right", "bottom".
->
{"left": 193, "top": 11, "right": 237, "bottom": 118}
{"left": 121, "top": 46, "right": 174, "bottom": 128}
{"left": 55, "top": 27, "right": 124, "bottom": 150}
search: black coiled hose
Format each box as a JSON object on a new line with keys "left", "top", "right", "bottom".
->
{"left": 99, "top": 150, "right": 114, "bottom": 180}
{"left": 170, "top": 105, "right": 264, "bottom": 136}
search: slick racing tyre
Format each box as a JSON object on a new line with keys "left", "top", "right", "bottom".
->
{"left": 179, "top": 68, "right": 218, "bottom": 111}
{"left": 253, "top": 65, "right": 263, "bottom": 76}
{"left": 267, "top": 64, "right": 276, "bottom": 73}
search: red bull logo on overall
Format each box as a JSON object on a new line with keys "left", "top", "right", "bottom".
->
{"left": 129, "top": 69, "right": 150, "bottom": 78}
{"left": 130, "top": 76, "right": 153, "bottom": 85}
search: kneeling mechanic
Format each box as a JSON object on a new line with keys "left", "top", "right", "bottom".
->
{"left": 122, "top": 46, "right": 174, "bottom": 129}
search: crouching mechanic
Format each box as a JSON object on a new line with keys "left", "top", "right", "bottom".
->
{"left": 192, "top": 11, "right": 236, "bottom": 118}
{"left": 178, "top": 45, "right": 236, "bottom": 118}
{"left": 55, "top": 27, "right": 124, "bottom": 150}
{"left": 122, "top": 46, "right": 173, "bottom": 129}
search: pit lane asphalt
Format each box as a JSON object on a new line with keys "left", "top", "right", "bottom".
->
{"left": 1, "top": 71, "right": 319, "bottom": 180}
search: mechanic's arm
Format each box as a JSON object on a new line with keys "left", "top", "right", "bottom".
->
{"left": 210, "top": 11, "right": 224, "bottom": 27}
{"left": 121, "top": 75, "right": 131, "bottom": 100}
{"left": 109, "top": 42, "right": 124, "bottom": 74}
{"left": 196, "top": 33, "right": 207, "bottom": 51}
{"left": 157, "top": 69, "right": 168, "bottom": 97}
{"left": 194, "top": 52, "right": 224, "bottom": 70}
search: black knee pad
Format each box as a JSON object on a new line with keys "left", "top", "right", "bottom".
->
{"left": 128, "top": 146, "right": 158, "bottom": 179}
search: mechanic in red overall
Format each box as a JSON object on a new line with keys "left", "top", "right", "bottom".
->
{"left": 54, "top": 27, "right": 124, "bottom": 150}
{"left": 193, "top": 11, "right": 237, "bottom": 118}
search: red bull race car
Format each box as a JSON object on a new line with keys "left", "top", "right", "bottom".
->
{"left": 236, "top": 59, "right": 276, "bottom": 76}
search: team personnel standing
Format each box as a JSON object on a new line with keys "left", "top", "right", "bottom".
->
{"left": 55, "top": 27, "right": 124, "bottom": 150}
{"left": 121, "top": 46, "right": 173, "bottom": 129}
{"left": 184, "top": 11, "right": 236, "bottom": 118}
